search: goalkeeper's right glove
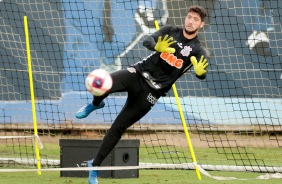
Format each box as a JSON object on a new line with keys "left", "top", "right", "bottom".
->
{"left": 154, "top": 35, "right": 176, "bottom": 53}
{"left": 190, "top": 55, "right": 209, "bottom": 76}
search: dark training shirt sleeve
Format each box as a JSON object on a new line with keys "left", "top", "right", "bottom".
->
{"left": 143, "top": 36, "right": 156, "bottom": 51}
{"left": 196, "top": 45, "right": 208, "bottom": 60}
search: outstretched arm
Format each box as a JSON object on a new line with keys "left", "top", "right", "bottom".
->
{"left": 191, "top": 55, "right": 209, "bottom": 80}
{"left": 143, "top": 25, "right": 174, "bottom": 51}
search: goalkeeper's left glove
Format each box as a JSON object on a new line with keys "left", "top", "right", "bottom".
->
{"left": 190, "top": 55, "right": 209, "bottom": 76}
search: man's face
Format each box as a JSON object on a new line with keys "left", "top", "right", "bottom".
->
{"left": 184, "top": 12, "right": 205, "bottom": 35}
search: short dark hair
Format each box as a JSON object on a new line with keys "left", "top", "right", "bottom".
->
{"left": 187, "top": 5, "right": 207, "bottom": 22}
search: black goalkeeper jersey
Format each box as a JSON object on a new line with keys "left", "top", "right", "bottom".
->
{"left": 133, "top": 25, "right": 207, "bottom": 95}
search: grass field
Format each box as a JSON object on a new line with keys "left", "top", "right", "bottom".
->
{"left": 1, "top": 140, "right": 282, "bottom": 183}
{"left": 2, "top": 141, "right": 282, "bottom": 166}
{"left": 1, "top": 135, "right": 282, "bottom": 183}
{"left": 0, "top": 169, "right": 280, "bottom": 184}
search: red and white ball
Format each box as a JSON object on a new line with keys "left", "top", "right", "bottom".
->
{"left": 85, "top": 69, "right": 113, "bottom": 96}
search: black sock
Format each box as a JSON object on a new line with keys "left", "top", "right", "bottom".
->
{"left": 92, "top": 153, "right": 104, "bottom": 166}
{"left": 92, "top": 94, "right": 108, "bottom": 106}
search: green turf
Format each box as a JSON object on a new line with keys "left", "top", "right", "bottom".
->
{"left": 0, "top": 169, "right": 279, "bottom": 184}
{"left": 2, "top": 142, "right": 282, "bottom": 167}
{"left": 1, "top": 142, "right": 282, "bottom": 183}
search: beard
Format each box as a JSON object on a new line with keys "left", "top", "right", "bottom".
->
{"left": 184, "top": 27, "right": 199, "bottom": 35}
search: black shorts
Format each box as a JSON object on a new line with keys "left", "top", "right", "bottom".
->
{"left": 105, "top": 68, "right": 161, "bottom": 133}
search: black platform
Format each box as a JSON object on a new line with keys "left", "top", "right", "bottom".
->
{"left": 59, "top": 139, "right": 140, "bottom": 178}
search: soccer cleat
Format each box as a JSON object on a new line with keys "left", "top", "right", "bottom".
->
{"left": 88, "top": 160, "right": 98, "bottom": 184}
{"left": 76, "top": 101, "right": 105, "bottom": 119}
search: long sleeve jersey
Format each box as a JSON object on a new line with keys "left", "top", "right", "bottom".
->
{"left": 133, "top": 25, "right": 207, "bottom": 95}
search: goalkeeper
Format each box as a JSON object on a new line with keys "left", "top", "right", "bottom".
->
{"left": 76, "top": 5, "right": 208, "bottom": 184}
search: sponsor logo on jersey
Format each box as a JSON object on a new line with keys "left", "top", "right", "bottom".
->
{"left": 177, "top": 42, "right": 183, "bottom": 49}
{"left": 147, "top": 93, "right": 157, "bottom": 105}
{"left": 180, "top": 46, "right": 192, "bottom": 57}
{"left": 160, "top": 52, "right": 183, "bottom": 69}
{"left": 127, "top": 67, "right": 136, "bottom": 73}
{"left": 142, "top": 72, "right": 161, "bottom": 89}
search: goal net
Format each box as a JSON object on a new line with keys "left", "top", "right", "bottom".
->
{"left": 1, "top": 0, "right": 282, "bottom": 177}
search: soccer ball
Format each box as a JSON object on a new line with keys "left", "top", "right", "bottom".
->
{"left": 85, "top": 69, "right": 113, "bottom": 96}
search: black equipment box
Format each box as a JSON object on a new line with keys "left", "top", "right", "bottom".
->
{"left": 60, "top": 139, "right": 140, "bottom": 178}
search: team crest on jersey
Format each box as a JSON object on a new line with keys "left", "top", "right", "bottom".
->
{"left": 180, "top": 46, "right": 192, "bottom": 57}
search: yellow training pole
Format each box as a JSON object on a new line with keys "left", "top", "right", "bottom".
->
{"left": 154, "top": 20, "right": 201, "bottom": 180}
{"left": 24, "top": 15, "right": 42, "bottom": 175}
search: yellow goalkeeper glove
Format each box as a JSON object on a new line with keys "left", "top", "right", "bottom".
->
{"left": 190, "top": 55, "right": 209, "bottom": 76}
{"left": 154, "top": 35, "right": 176, "bottom": 53}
